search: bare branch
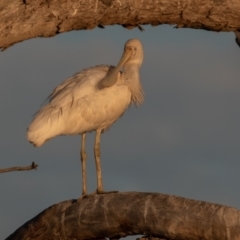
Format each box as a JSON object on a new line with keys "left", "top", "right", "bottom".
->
{"left": 137, "top": 237, "right": 168, "bottom": 240}
{"left": 1, "top": 0, "right": 240, "bottom": 50}
{"left": 235, "top": 31, "right": 240, "bottom": 47}
{"left": 5, "top": 192, "right": 240, "bottom": 240}
{"left": 0, "top": 162, "right": 38, "bottom": 174}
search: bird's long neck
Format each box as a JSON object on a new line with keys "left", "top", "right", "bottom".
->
{"left": 122, "top": 64, "right": 144, "bottom": 106}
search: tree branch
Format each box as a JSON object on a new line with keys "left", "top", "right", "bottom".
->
{"left": 0, "top": 162, "right": 38, "bottom": 174}
{"left": 235, "top": 31, "right": 240, "bottom": 47}
{"left": 5, "top": 192, "right": 240, "bottom": 240}
{"left": 1, "top": 0, "right": 240, "bottom": 50}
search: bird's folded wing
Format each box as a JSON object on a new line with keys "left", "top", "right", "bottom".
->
{"left": 49, "top": 65, "right": 113, "bottom": 108}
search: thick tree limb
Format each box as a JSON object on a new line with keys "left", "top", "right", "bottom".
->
{"left": 1, "top": 0, "right": 240, "bottom": 50}
{"left": 5, "top": 192, "right": 240, "bottom": 240}
{"left": 0, "top": 162, "right": 38, "bottom": 174}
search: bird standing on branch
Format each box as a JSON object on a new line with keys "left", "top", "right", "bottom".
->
{"left": 27, "top": 39, "right": 144, "bottom": 197}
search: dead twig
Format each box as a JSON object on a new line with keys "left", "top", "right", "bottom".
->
{"left": 0, "top": 162, "right": 38, "bottom": 173}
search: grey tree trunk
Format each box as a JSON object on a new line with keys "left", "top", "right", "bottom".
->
{"left": 1, "top": 0, "right": 240, "bottom": 50}
{"left": 5, "top": 192, "right": 240, "bottom": 240}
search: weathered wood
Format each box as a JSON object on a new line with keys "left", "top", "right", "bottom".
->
{"left": 1, "top": 0, "right": 240, "bottom": 50}
{"left": 5, "top": 192, "right": 240, "bottom": 240}
{"left": 0, "top": 162, "right": 38, "bottom": 173}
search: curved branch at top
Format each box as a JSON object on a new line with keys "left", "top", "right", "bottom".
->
{"left": 1, "top": 0, "right": 240, "bottom": 50}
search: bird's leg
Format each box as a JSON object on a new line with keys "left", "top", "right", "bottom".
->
{"left": 81, "top": 133, "right": 87, "bottom": 197}
{"left": 93, "top": 130, "right": 118, "bottom": 195}
{"left": 94, "top": 129, "right": 104, "bottom": 193}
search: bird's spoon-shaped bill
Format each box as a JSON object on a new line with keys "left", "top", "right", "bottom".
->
{"left": 100, "top": 46, "right": 132, "bottom": 88}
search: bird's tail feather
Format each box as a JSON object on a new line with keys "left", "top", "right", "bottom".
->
{"left": 27, "top": 105, "right": 64, "bottom": 147}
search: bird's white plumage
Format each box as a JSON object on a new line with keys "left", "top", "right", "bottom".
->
{"left": 27, "top": 39, "right": 144, "bottom": 147}
{"left": 28, "top": 66, "right": 131, "bottom": 146}
{"left": 27, "top": 38, "right": 144, "bottom": 195}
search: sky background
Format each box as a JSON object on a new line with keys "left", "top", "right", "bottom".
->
{"left": 1, "top": 25, "right": 240, "bottom": 238}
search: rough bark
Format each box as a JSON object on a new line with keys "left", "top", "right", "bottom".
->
{"left": 0, "top": 162, "right": 38, "bottom": 173}
{"left": 1, "top": 0, "right": 240, "bottom": 50}
{"left": 5, "top": 192, "right": 240, "bottom": 240}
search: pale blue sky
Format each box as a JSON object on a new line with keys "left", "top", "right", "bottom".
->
{"left": 1, "top": 25, "right": 240, "bottom": 238}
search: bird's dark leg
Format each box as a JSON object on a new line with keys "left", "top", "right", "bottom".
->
{"left": 94, "top": 129, "right": 104, "bottom": 193}
{"left": 81, "top": 133, "right": 87, "bottom": 197}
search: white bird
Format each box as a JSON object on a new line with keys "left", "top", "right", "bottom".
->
{"left": 27, "top": 39, "right": 144, "bottom": 196}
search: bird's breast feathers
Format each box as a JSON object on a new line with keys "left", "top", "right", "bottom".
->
{"left": 65, "top": 84, "right": 132, "bottom": 133}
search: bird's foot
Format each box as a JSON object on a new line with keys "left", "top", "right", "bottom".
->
{"left": 78, "top": 190, "right": 119, "bottom": 201}
{"left": 77, "top": 193, "right": 89, "bottom": 201}
{"left": 96, "top": 190, "right": 119, "bottom": 195}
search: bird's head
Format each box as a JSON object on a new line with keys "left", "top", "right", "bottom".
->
{"left": 123, "top": 39, "right": 144, "bottom": 67}
{"left": 100, "top": 39, "right": 143, "bottom": 88}
{"left": 116, "top": 39, "right": 144, "bottom": 70}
